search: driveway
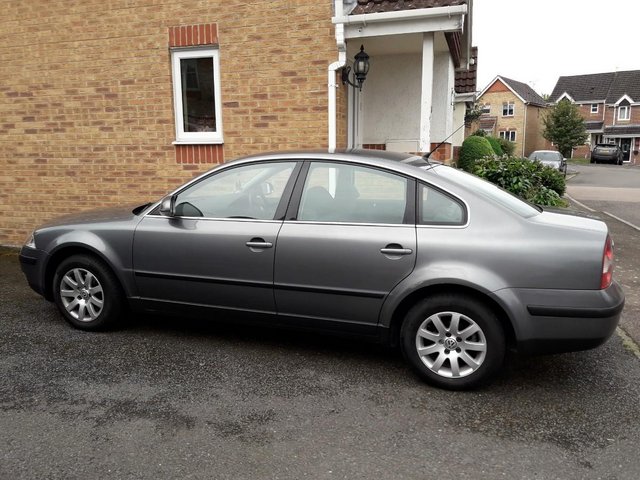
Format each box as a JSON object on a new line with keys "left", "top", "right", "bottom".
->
{"left": 566, "top": 163, "right": 640, "bottom": 345}
{"left": 1, "top": 246, "right": 640, "bottom": 479}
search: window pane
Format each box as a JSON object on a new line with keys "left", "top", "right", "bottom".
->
{"left": 174, "top": 162, "right": 296, "bottom": 219}
{"left": 298, "top": 163, "right": 407, "bottom": 224}
{"left": 181, "top": 57, "right": 216, "bottom": 132}
{"left": 421, "top": 184, "right": 465, "bottom": 225}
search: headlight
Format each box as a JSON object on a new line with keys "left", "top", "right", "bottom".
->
{"left": 24, "top": 232, "right": 36, "bottom": 249}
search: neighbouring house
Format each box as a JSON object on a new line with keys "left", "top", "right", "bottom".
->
{"left": 473, "top": 76, "right": 547, "bottom": 157}
{"left": 0, "top": 0, "right": 476, "bottom": 246}
{"left": 550, "top": 70, "right": 640, "bottom": 163}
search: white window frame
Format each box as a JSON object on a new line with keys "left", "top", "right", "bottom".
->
{"left": 591, "top": 104, "right": 599, "bottom": 114}
{"left": 171, "top": 48, "right": 223, "bottom": 144}
{"left": 502, "top": 102, "right": 514, "bottom": 117}
{"left": 481, "top": 103, "right": 491, "bottom": 114}
{"left": 499, "top": 130, "right": 516, "bottom": 142}
{"left": 618, "top": 105, "right": 630, "bottom": 121}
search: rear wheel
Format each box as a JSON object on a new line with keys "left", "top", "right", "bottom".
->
{"left": 53, "top": 254, "right": 124, "bottom": 331}
{"left": 400, "top": 294, "right": 505, "bottom": 390}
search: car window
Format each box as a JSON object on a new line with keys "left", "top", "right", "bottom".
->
{"left": 298, "top": 162, "right": 407, "bottom": 224}
{"left": 432, "top": 166, "right": 540, "bottom": 218}
{"left": 420, "top": 184, "right": 465, "bottom": 225}
{"left": 174, "top": 162, "right": 296, "bottom": 219}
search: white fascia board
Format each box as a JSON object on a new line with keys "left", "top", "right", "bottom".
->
{"left": 477, "top": 76, "right": 526, "bottom": 105}
{"left": 615, "top": 94, "right": 634, "bottom": 105}
{"left": 556, "top": 92, "right": 574, "bottom": 103}
{"left": 335, "top": 5, "right": 467, "bottom": 38}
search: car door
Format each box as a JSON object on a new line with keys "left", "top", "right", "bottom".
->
{"left": 132, "top": 161, "right": 300, "bottom": 315}
{"left": 274, "top": 161, "right": 417, "bottom": 332}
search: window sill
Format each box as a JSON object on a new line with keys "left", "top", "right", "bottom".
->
{"left": 173, "top": 140, "right": 224, "bottom": 145}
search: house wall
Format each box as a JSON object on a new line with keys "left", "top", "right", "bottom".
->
{"left": 361, "top": 53, "right": 422, "bottom": 149}
{"left": 0, "top": 0, "right": 344, "bottom": 245}
{"left": 477, "top": 84, "right": 526, "bottom": 156}
{"left": 524, "top": 105, "right": 546, "bottom": 156}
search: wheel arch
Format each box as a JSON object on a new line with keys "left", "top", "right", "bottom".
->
{"left": 43, "top": 244, "right": 129, "bottom": 301}
{"left": 385, "top": 284, "right": 517, "bottom": 351}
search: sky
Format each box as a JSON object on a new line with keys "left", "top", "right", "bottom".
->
{"left": 473, "top": 0, "right": 640, "bottom": 96}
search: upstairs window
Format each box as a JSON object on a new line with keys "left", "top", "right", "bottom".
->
{"left": 502, "top": 102, "right": 515, "bottom": 116}
{"left": 481, "top": 103, "right": 491, "bottom": 114}
{"left": 591, "top": 104, "right": 599, "bottom": 114}
{"left": 171, "top": 48, "right": 223, "bottom": 144}
{"left": 618, "top": 105, "right": 630, "bottom": 121}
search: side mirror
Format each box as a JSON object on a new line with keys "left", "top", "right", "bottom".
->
{"left": 159, "top": 195, "right": 176, "bottom": 217}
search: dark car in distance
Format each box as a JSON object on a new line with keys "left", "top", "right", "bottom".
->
{"left": 591, "top": 144, "right": 623, "bottom": 165}
{"left": 20, "top": 150, "right": 624, "bottom": 390}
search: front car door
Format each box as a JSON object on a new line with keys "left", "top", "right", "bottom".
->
{"left": 274, "top": 161, "right": 417, "bottom": 333}
{"left": 132, "top": 161, "right": 300, "bottom": 316}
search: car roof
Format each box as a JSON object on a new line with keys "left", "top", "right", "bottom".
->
{"left": 530, "top": 150, "right": 560, "bottom": 154}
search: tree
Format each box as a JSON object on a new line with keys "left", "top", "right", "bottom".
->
{"left": 542, "top": 100, "right": 588, "bottom": 158}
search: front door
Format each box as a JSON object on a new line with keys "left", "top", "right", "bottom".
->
{"left": 621, "top": 138, "right": 631, "bottom": 161}
{"left": 133, "top": 161, "right": 299, "bottom": 315}
{"left": 274, "top": 161, "right": 417, "bottom": 331}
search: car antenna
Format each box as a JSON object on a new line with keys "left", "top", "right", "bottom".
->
{"left": 422, "top": 122, "right": 468, "bottom": 166}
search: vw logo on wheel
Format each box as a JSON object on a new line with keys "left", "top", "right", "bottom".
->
{"left": 444, "top": 337, "right": 458, "bottom": 349}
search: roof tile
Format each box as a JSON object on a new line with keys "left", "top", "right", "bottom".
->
{"left": 550, "top": 70, "right": 640, "bottom": 103}
{"left": 455, "top": 46, "right": 477, "bottom": 94}
{"left": 352, "top": 0, "right": 467, "bottom": 14}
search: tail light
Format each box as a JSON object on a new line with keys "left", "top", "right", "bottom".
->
{"left": 601, "top": 235, "right": 614, "bottom": 289}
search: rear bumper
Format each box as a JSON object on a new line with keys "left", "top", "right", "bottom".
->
{"left": 494, "top": 282, "right": 624, "bottom": 354}
{"left": 19, "top": 247, "right": 49, "bottom": 297}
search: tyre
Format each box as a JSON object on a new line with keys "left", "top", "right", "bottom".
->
{"left": 400, "top": 294, "right": 505, "bottom": 390}
{"left": 53, "top": 254, "right": 124, "bottom": 331}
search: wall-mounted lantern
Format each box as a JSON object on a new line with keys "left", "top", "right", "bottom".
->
{"left": 341, "top": 45, "right": 370, "bottom": 91}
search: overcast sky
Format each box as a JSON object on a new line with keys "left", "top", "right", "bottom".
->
{"left": 473, "top": 0, "right": 640, "bottom": 96}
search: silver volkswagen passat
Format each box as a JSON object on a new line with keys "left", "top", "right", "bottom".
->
{"left": 20, "top": 150, "right": 624, "bottom": 389}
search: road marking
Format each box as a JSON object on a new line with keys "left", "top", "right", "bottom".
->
{"left": 603, "top": 211, "right": 640, "bottom": 232}
{"left": 564, "top": 194, "right": 596, "bottom": 212}
{"left": 617, "top": 327, "right": 640, "bottom": 360}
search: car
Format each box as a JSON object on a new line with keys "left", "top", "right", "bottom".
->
{"left": 20, "top": 150, "right": 624, "bottom": 390}
{"left": 528, "top": 150, "right": 567, "bottom": 176}
{"left": 591, "top": 144, "right": 623, "bottom": 165}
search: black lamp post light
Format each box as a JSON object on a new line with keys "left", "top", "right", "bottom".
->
{"left": 341, "top": 45, "right": 370, "bottom": 91}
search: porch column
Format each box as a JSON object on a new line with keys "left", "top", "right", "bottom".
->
{"left": 419, "top": 33, "right": 434, "bottom": 153}
{"left": 431, "top": 51, "right": 455, "bottom": 147}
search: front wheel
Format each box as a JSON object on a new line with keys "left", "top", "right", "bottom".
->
{"left": 400, "top": 294, "right": 505, "bottom": 390}
{"left": 53, "top": 254, "right": 124, "bottom": 331}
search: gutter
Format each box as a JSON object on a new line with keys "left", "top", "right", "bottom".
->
{"left": 328, "top": 0, "right": 347, "bottom": 152}
{"left": 332, "top": 5, "right": 468, "bottom": 26}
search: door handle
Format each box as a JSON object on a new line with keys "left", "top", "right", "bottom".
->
{"left": 380, "top": 244, "right": 413, "bottom": 256}
{"left": 246, "top": 238, "right": 273, "bottom": 249}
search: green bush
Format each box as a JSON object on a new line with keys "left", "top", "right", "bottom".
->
{"left": 470, "top": 129, "right": 487, "bottom": 137}
{"left": 459, "top": 136, "right": 495, "bottom": 171}
{"left": 498, "top": 137, "right": 516, "bottom": 156}
{"left": 469, "top": 156, "right": 566, "bottom": 207}
{"left": 485, "top": 136, "right": 504, "bottom": 156}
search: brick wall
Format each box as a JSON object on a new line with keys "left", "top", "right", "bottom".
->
{"left": 477, "top": 88, "right": 526, "bottom": 156}
{"left": 0, "top": 0, "right": 345, "bottom": 245}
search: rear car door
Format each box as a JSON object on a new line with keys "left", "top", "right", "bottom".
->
{"left": 132, "top": 161, "right": 300, "bottom": 315}
{"left": 274, "top": 161, "right": 417, "bottom": 333}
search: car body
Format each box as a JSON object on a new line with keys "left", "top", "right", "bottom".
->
{"left": 20, "top": 150, "right": 624, "bottom": 389}
{"left": 528, "top": 150, "right": 567, "bottom": 175}
{"left": 591, "top": 144, "right": 623, "bottom": 165}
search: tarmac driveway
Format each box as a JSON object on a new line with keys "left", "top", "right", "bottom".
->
{"left": 1, "top": 247, "right": 640, "bottom": 479}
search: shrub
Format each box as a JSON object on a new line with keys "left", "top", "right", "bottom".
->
{"left": 470, "top": 129, "right": 487, "bottom": 137}
{"left": 498, "top": 137, "right": 516, "bottom": 156}
{"left": 485, "top": 136, "right": 504, "bottom": 156}
{"left": 469, "top": 156, "right": 566, "bottom": 207}
{"left": 459, "top": 136, "right": 495, "bottom": 171}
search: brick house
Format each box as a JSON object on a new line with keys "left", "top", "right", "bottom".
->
{"left": 474, "top": 76, "right": 547, "bottom": 157}
{"left": 0, "top": 0, "right": 475, "bottom": 246}
{"left": 550, "top": 70, "right": 640, "bottom": 163}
